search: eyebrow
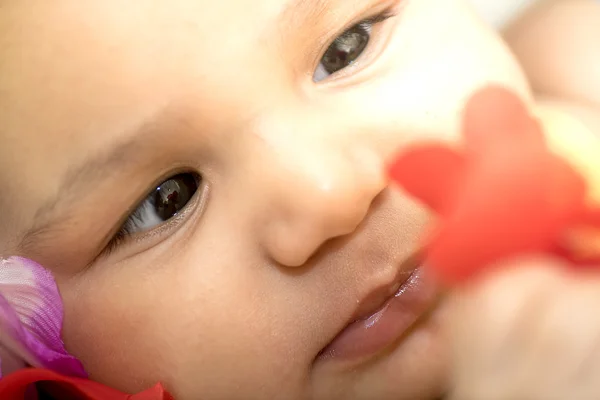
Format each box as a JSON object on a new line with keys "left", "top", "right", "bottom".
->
{"left": 36, "top": 134, "right": 149, "bottom": 220}
{"left": 280, "top": 0, "right": 331, "bottom": 26}
{"left": 19, "top": 116, "right": 168, "bottom": 252}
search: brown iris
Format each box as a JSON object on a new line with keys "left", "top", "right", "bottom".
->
{"left": 321, "top": 24, "right": 370, "bottom": 75}
{"left": 153, "top": 174, "right": 199, "bottom": 221}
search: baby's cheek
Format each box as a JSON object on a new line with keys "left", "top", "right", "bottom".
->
{"left": 59, "top": 270, "right": 186, "bottom": 393}
{"left": 56, "top": 254, "right": 290, "bottom": 400}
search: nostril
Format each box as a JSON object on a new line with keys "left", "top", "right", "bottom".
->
{"left": 263, "top": 189, "right": 379, "bottom": 268}
{"left": 255, "top": 143, "right": 388, "bottom": 268}
{"left": 263, "top": 220, "right": 322, "bottom": 267}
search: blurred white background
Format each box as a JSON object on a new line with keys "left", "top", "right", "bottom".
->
{"left": 469, "top": 0, "right": 541, "bottom": 27}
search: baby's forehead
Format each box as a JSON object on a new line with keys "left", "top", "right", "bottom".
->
{"left": 0, "top": 0, "right": 388, "bottom": 118}
{"left": 2, "top": 0, "right": 330, "bottom": 28}
{"left": 0, "top": 0, "right": 347, "bottom": 81}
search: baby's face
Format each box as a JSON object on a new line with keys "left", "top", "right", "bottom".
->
{"left": 0, "top": 0, "right": 527, "bottom": 398}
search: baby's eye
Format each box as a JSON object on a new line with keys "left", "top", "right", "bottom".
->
{"left": 150, "top": 173, "right": 199, "bottom": 223}
{"left": 314, "top": 23, "right": 371, "bottom": 82}
{"left": 107, "top": 173, "right": 200, "bottom": 251}
{"left": 313, "top": 11, "right": 394, "bottom": 83}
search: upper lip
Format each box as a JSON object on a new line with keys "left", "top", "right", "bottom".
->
{"left": 348, "top": 253, "right": 421, "bottom": 325}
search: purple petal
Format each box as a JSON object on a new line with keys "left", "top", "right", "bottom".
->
{"left": 0, "top": 257, "right": 87, "bottom": 378}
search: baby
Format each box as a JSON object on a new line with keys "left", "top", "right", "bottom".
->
{"left": 0, "top": 0, "right": 599, "bottom": 399}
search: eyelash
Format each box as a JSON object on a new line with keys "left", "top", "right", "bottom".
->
{"left": 103, "top": 219, "right": 136, "bottom": 255}
{"left": 362, "top": 9, "right": 397, "bottom": 28}
{"left": 313, "top": 8, "right": 398, "bottom": 81}
{"left": 101, "top": 173, "right": 202, "bottom": 257}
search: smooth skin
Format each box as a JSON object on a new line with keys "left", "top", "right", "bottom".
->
{"left": 0, "top": 0, "right": 599, "bottom": 399}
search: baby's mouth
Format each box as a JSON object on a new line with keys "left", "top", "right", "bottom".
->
{"left": 317, "top": 259, "right": 439, "bottom": 361}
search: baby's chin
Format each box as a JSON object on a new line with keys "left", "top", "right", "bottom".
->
{"left": 310, "top": 302, "right": 450, "bottom": 400}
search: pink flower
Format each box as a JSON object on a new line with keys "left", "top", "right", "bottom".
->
{"left": 0, "top": 258, "right": 174, "bottom": 399}
{"left": 0, "top": 257, "right": 86, "bottom": 378}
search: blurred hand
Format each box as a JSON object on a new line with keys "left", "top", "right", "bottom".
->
{"left": 447, "top": 257, "right": 600, "bottom": 400}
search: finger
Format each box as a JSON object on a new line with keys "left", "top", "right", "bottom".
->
{"left": 527, "top": 273, "right": 600, "bottom": 399}
{"left": 447, "top": 257, "right": 567, "bottom": 400}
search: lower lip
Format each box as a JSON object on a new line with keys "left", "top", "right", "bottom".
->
{"left": 318, "top": 266, "right": 438, "bottom": 361}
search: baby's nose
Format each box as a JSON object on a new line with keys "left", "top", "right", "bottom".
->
{"left": 253, "top": 132, "right": 387, "bottom": 267}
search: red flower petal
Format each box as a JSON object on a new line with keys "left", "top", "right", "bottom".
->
{"left": 462, "top": 86, "right": 544, "bottom": 156}
{"left": 388, "top": 145, "right": 466, "bottom": 213}
{"left": 551, "top": 218, "right": 600, "bottom": 267}
{"left": 429, "top": 145, "right": 587, "bottom": 283}
{"left": 389, "top": 85, "right": 591, "bottom": 285}
{"left": 429, "top": 87, "right": 590, "bottom": 283}
{"left": 581, "top": 208, "right": 600, "bottom": 226}
{"left": 0, "top": 369, "right": 173, "bottom": 400}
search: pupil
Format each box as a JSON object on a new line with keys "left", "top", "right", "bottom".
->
{"left": 154, "top": 174, "right": 198, "bottom": 221}
{"left": 322, "top": 25, "right": 370, "bottom": 75}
